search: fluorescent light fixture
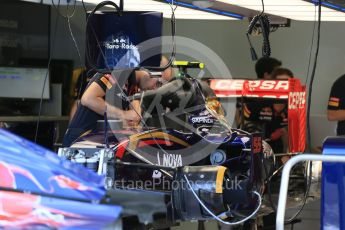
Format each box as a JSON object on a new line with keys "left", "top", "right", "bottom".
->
{"left": 21, "top": 0, "right": 41, "bottom": 2}
{"left": 81, "top": 0, "right": 242, "bottom": 20}
{"left": 311, "top": 0, "right": 345, "bottom": 12}
{"left": 216, "top": 0, "right": 345, "bottom": 21}
{"left": 22, "top": 0, "right": 72, "bottom": 4}
{"left": 165, "top": 0, "right": 243, "bottom": 19}
{"left": 192, "top": 0, "right": 215, "bottom": 9}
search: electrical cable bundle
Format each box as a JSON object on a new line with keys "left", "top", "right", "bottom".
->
{"left": 246, "top": 0, "right": 271, "bottom": 60}
{"left": 246, "top": 13, "right": 271, "bottom": 60}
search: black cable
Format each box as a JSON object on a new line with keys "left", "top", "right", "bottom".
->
{"left": 304, "top": 4, "right": 317, "bottom": 86}
{"left": 260, "top": 0, "right": 264, "bottom": 14}
{"left": 246, "top": 33, "right": 258, "bottom": 61}
{"left": 262, "top": 153, "right": 277, "bottom": 213}
{"left": 260, "top": 14, "right": 271, "bottom": 57}
{"left": 81, "top": 0, "right": 88, "bottom": 15}
{"left": 85, "top": 1, "right": 123, "bottom": 74}
{"left": 246, "top": 0, "right": 271, "bottom": 60}
{"left": 34, "top": 0, "right": 60, "bottom": 143}
{"left": 285, "top": 0, "right": 321, "bottom": 224}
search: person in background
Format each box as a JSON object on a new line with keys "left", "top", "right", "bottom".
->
{"left": 236, "top": 57, "right": 282, "bottom": 128}
{"left": 267, "top": 67, "right": 294, "bottom": 154}
{"left": 271, "top": 67, "right": 294, "bottom": 80}
{"left": 327, "top": 74, "right": 345, "bottom": 136}
{"left": 255, "top": 56, "right": 282, "bottom": 80}
{"left": 260, "top": 67, "right": 295, "bottom": 230}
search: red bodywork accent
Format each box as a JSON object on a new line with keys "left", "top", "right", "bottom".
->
{"left": 115, "top": 140, "right": 129, "bottom": 159}
{"left": 0, "top": 191, "right": 82, "bottom": 228}
{"left": 0, "top": 162, "right": 94, "bottom": 193}
{"left": 210, "top": 79, "right": 290, "bottom": 98}
{"left": 137, "top": 139, "right": 174, "bottom": 148}
{"left": 115, "top": 139, "right": 174, "bottom": 159}
{"left": 210, "top": 79, "right": 306, "bottom": 153}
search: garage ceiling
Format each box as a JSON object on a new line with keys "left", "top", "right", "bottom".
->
{"left": 20, "top": 0, "right": 345, "bottom": 21}
{"left": 169, "top": 0, "right": 345, "bottom": 21}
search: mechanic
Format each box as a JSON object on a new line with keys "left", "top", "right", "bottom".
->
{"left": 137, "top": 55, "right": 173, "bottom": 91}
{"left": 327, "top": 73, "right": 345, "bottom": 135}
{"left": 69, "top": 56, "right": 173, "bottom": 121}
{"left": 262, "top": 68, "right": 296, "bottom": 230}
{"left": 266, "top": 67, "right": 293, "bottom": 154}
{"left": 63, "top": 57, "right": 173, "bottom": 147}
{"left": 69, "top": 69, "right": 96, "bottom": 121}
{"left": 62, "top": 69, "right": 145, "bottom": 147}
{"left": 236, "top": 57, "right": 282, "bottom": 128}
{"left": 255, "top": 56, "right": 282, "bottom": 80}
{"left": 241, "top": 67, "right": 292, "bottom": 154}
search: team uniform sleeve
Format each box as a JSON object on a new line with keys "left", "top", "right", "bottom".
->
{"left": 328, "top": 81, "right": 345, "bottom": 110}
{"left": 94, "top": 74, "right": 114, "bottom": 92}
{"left": 243, "top": 102, "right": 261, "bottom": 121}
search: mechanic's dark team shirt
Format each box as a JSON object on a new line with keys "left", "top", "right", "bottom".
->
{"left": 242, "top": 100, "right": 288, "bottom": 153}
{"left": 244, "top": 102, "right": 288, "bottom": 131}
{"left": 62, "top": 71, "right": 137, "bottom": 147}
{"left": 328, "top": 74, "right": 345, "bottom": 135}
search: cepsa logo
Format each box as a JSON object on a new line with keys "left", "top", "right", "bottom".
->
{"left": 211, "top": 80, "right": 289, "bottom": 91}
{"left": 289, "top": 92, "right": 306, "bottom": 109}
{"left": 252, "top": 136, "right": 262, "bottom": 154}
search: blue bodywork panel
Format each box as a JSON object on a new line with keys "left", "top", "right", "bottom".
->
{"left": 322, "top": 136, "right": 345, "bottom": 230}
{"left": 0, "top": 129, "right": 121, "bottom": 229}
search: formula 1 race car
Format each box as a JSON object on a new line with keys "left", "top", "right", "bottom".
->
{"left": 56, "top": 62, "right": 310, "bottom": 228}
{"left": 0, "top": 62, "right": 310, "bottom": 229}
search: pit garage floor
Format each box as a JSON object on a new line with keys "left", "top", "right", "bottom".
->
{"left": 172, "top": 200, "right": 320, "bottom": 230}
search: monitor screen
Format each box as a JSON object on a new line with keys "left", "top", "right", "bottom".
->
{"left": 86, "top": 11, "right": 163, "bottom": 70}
{"left": 0, "top": 67, "right": 50, "bottom": 99}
